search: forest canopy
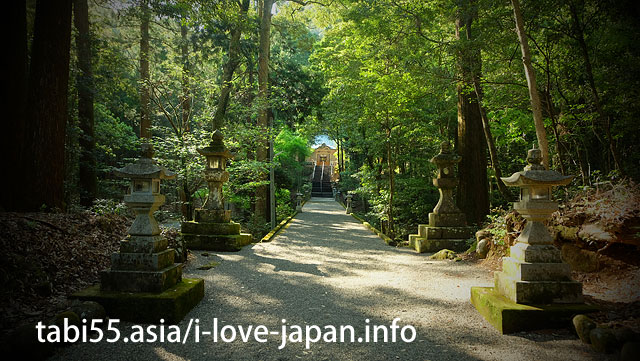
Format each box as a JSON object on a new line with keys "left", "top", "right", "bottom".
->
{"left": 4, "top": 0, "right": 640, "bottom": 241}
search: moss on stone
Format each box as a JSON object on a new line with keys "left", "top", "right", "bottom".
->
{"left": 196, "top": 261, "right": 220, "bottom": 270}
{"left": 71, "top": 278, "right": 204, "bottom": 324}
{"left": 184, "top": 233, "right": 252, "bottom": 251}
{"left": 471, "top": 286, "right": 598, "bottom": 334}
{"left": 429, "top": 249, "right": 456, "bottom": 260}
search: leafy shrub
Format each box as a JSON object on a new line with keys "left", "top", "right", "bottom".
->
{"left": 91, "top": 198, "right": 128, "bottom": 216}
{"left": 94, "top": 103, "right": 138, "bottom": 170}
{"left": 276, "top": 188, "right": 294, "bottom": 222}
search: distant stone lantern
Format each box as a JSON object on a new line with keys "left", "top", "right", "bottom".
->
{"left": 408, "top": 141, "right": 473, "bottom": 253}
{"left": 181, "top": 131, "right": 251, "bottom": 251}
{"left": 429, "top": 141, "right": 466, "bottom": 226}
{"left": 296, "top": 192, "right": 303, "bottom": 212}
{"left": 198, "top": 130, "right": 233, "bottom": 212}
{"left": 345, "top": 193, "right": 353, "bottom": 214}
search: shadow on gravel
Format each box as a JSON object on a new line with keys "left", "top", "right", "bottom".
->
{"left": 251, "top": 254, "right": 327, "bottom": 277}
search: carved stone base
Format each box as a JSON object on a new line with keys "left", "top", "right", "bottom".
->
{"left": 100, "top": 263, "right": 182, "bottom": 293}
{"left": 494, "top": 271, "right": 583, "bottom": 304}
{"left": 428, "top": 212, "right": 468, "bottom": 227}
{"left": 409, "top": 236, "right": 469, "bottom": 253}
{"left": 493, "top": 223, "right": 584, "bottom": 304}
{"left": 182, "top": 211, "right": 252, "bottom": 252}
{"left": 194, "top": 209, "right": 231, "bottom": 223}
{"left": 102, "top": 233, "right": 182, "bottom": 293}
{"left": 471, "top": 287, "right": 596, "bottom": 334}
{"left": 183, "top": 233, "right": 252, "bottom": 252}
{"left": 409, "top": 223, "right": 474, "bottom": 253}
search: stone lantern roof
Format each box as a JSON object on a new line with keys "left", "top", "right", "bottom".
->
{"left": 430, "top": 141, "right": 460, "bottom": 165}
{"left": 197, "top": 130, "right": 233, "bottom": 160}
{"left": 113, "top": 144, "right": 176, "bottom": 179}
{"left": 501, "top": 147, "right": 573, "bottom": 187}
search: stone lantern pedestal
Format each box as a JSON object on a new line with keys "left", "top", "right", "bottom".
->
{"left": 409, "top": 142, "right": 474, "bottom": 253}
{"left": 72, "top": 144, "right": 204, "bottom": 324}
{"left": 182, "top": 131, "right": 251, "bottom": 251}
{"left": 471, "top": 147, "right": 596, "bottom": 333}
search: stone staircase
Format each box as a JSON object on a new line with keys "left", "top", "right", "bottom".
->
{"left": 311, "top": 164, "right": 333, "bottom": 197}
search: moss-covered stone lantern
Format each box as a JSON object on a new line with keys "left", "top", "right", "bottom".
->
{"left": 197, "top": 130, "right": 233, "bottom": 212}
{"left": 181, "top": 131, "right": 251, "bottom": 251}
{"left": 345, "top": 193, "right": 353, "bottom": 214}
{"left": 494, "top": 146, "right": 582, "bottom": 304}
{"left": 114, "top": 143, "right": 174, "bottom": 237}
{"left": 72, "top": 144, "right": 204, "bottom": 324}
{"left": 408, "top": 141, "right": 473, "bottom": 253}
{"left": 470, "top": 147, "right": 595, "bottom": 334}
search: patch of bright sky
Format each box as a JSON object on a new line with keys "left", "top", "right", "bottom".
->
{"left": 312, "top": 135, "right": 336, "bottom": 148}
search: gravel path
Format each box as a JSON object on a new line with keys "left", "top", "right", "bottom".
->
{"left": 51, "top": 198, "right": 610, "bottom": 360}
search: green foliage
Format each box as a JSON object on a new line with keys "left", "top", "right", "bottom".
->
{"left": 90, "top": 198, "right": 128, "bottom": 216}
{"left": 485, "top": 209, "right": 509, "bottom": 246}
{"left": 275, "top": 188, "right": 294, "bottom": 222}
{"left": 274, "top": 129, "right": 311, "bottom": 192}
{"left": 94, "top": 103, "right": 138, "bottom": 170}
{"left": 62, "top": 0, "right": 640, "bottom": 244}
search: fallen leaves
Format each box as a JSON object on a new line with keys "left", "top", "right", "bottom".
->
{"left": 0, "top": 211, "right": 128, "bottom": 333}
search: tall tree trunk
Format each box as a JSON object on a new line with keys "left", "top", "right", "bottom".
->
{"left": 339, "top": 138, "right": 344, "bottom": 172}
{"left": 254, "top": 0, "right": 273, "bottom": 226}
{"left": 472, "top": 78, "right": 511, "bottom": 199}
{"left": 4, "top": 0, "right": 28, "bottom": 210}
{"left": 386, "top": 121, "right": 395, "bottom": 239}
{"left": 455, "top": 0, "right": 489, "bottom": 225}
{"left": 23, "top": 0, "right": 73, "bottom": 211}
{"left": 180, "top": 22, "right": 190, "bottom": 133}
{"left": 511, "top": 0, "right": 550, "bottom": 168}
{"left": 139, "top": 0, "right": 151, "bottom": 139}
{"left": 341, "top": 140, "right": 345, "bottom": 172}
{"left": 567, "top": 2, "right": 622, "bottom": 173}
{"left": 74, "top": 0, "right": 97, "bottom": 207}
{"left": 179, "top": 22, "right": 193, "bottom": 219}
{"left": 213, "top": 0, "right": 250, "bottom": 131}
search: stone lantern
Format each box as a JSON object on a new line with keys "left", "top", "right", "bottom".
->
{"left": 106, "top": 143, "right": 179, "bottom": 292}
{"left": 408, "top": 141, "right": 473, "bottom": 253}
{"left": 494, "top": 147, "right": 582, "bottom": 304}
{"left": 345, "top": 193, "right": 353, "bottom": 214}
{"left": 72, "top": 144, "right": 204, "bottom": 324}
{"left": 296, "top": 192, "right": 303, "bottom": 212}
{"left": 471, "top": 147, "right": 594, "bottom": 334}
{"left": 429, "top": 141, "right": 466, "bottom": 226}
{"left": 197, "top": 130, "right": 233, "bottom": 213}
{"left": 114, "top": 143, "right": 174, "bottom": 237}
{"left": 181, "top": 131, "right": 251, "bottom": 251}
